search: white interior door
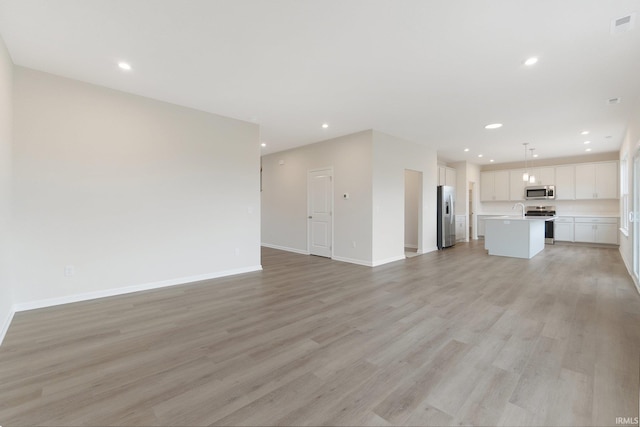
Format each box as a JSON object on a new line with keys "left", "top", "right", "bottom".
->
{"left": 308, "top": 169, "right": 333, "bottom": 258}
{"left": 633, "top": 150, "right": 639, "bottom": 281}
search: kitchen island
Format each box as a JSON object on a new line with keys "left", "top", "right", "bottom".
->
{"left": 484, "top": 216, "right": 556, "bottom": 259}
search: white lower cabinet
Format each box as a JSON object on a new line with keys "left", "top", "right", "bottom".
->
{"left": 574, "top": 223, "right": 596, "bottom": 243}
{"left": 477, "top": 215, "right": 492, "bottom": 237}
{"left": 554, "top": 217, "right": 574, "bottom": 242}
{"left": 478, "top": 215, "right": 618, "bottom": 244}
{"left": 595, "top": 223, "right": 618, "bottom": 244}
{"left": 573, "top": 217, "right": 619, "bottom": 244}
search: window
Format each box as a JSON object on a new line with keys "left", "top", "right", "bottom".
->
{"left": 621, "top": 152, "right": 629, "bottom": 235}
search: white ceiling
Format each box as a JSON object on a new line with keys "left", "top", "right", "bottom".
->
{"left": 1, "top": 0, "right": 639, "bottom": 165}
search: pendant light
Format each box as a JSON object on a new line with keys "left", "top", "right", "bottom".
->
{"left": 522, "top": 143, "right": 530, "bottom": 182}
{"left": 528, "top": 148, "right": 536, "bottom": 184}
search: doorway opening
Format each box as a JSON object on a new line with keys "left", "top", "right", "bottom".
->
{"left": 307, "top": 168, "right": 333, "bottom": 258}
{"left": 469, "top": 181, "right": 475, "bottom": 241}
{"left": 404, "top": 169, "right": 423, "bottom": 258}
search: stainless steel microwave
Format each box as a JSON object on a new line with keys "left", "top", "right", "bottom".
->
{"left": 525, "top": 185, "right": 555, "bottom": 200}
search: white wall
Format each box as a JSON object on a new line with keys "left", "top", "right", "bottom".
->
{"left": 261, "top": 131, "right": 373, "bottom": 265}
{"left": 404, "top": 169, "right": 421, "bottom": 249}
{"left": 262, "top": 129, "right": 437, "bottom": 267}
{"left": 0, "top": 35, "right": 13, "bottom": 342}
{"left": 12, "top": 67, "right": 261, "bottom": 308}
{"left": 619, "top": 111, "right": 640, "bottom": 293}
{"left": 372, "top": 131, "right": 438, "bottom": 264}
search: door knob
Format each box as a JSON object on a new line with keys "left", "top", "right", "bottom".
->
{"left": 308, "top": 216, "right": 312, "bottom": 219}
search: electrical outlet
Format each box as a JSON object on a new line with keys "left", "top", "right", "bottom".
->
{"left": 64, "top": 265, "right": 75, "bottom": 277}
{"left": 352, "top": 241, "right": 357, "bottom": 248}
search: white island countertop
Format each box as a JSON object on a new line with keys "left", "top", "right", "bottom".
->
{"left": 484, "top": 216, "right": 551, "bottom": 259}
{"left": 560, "top": 213, "right": 619, "bottom": 218}
{"left": 484, "top": 215, "right": 557, "bottom": 221}
{"left": 478, "top": 212, "right": 619, "bottom": 218}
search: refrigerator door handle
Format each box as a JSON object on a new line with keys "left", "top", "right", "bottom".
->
{"left": 449, "top": 194, "right": 455, "bottom": 225}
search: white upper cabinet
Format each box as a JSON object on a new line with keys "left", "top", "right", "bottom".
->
{"left": 574, "top": 165, "right": 593, "bottom": 199}
{"left": 480, "top": 171, "right": 492, "bottom": 201}
{"left": 509, "top": 170, "right": 526, "bottom": 201}
{"left": 438, "top": 166, "right": 456, "bottom": 188}
{"left": 528, "top": 167, "right": 555, "bottom": 186}
{"left": 481, "top": 170, "right": 509, "bottom": 201}
{"left": 445, "top": 167, "right": 456, "bottom": 188}
{"left": 495, "top": 171, "right": 509, "bottom": 200}
{"left": 509, "top": 168, "right": 554, "bottom": 200}
{"left": 480, "top": 160, "right": 618, "bottom": 204}
{"left": 555, "top": 165, "right": 575, "bottom": 200}
{"left": 594, "top": 162, "right": 617, "bottom": 199}
{"left": 575, "top": 161, "right": 618, "bottom": 200}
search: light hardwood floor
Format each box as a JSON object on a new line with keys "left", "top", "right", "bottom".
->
{"left": 0, "top": 242, "right": 639, "bottom": 426}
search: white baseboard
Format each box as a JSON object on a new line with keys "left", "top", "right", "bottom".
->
{"left": 261, "top": 243, "right": 310, "bottom": 255}
{"left": 331, "top": 256, "right": 373, "bottom": 267}
{"left": 421, "top": 246, "right": 439, "bottom": 254}
{"left": 13, "top": 265, "right": 263, "bottom": 313}
{"left": 332, "top": 254, "right": 407, "bottom": 267}
{"left": 404, "top": 244, "right": 418, "bottom": 249}
{"left": 0, "top": 307, "right": 15, "bottom": 346}
{"left": 372, "top": 255, "right": 407, "bottom": 267}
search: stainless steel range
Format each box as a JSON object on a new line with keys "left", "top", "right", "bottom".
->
{"left": 525, "top": 205, "right": 556, "bottom": 244}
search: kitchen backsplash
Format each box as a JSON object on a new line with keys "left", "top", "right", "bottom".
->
{"left": 479, "top": 199, "right": 619, "bottom": 216}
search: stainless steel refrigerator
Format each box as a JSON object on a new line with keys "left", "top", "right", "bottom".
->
{"left": 437, "top": 185, "right": 456, "bottom": 249}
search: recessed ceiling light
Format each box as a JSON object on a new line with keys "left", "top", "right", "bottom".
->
{"left": 533, "top": 154, "right": 539, "bottom": 158}
{"left": 322, "top": 123, "right": 329, "bottom": 129}
{"left": 586, "top": 148, "right": 592, "bottom": 152}
{"left": 581, "top": 130, "right": 589, "bottom": 135}
{"left": 485, "top": 123, "right": 502, "bottom": 129}
{"left": 584, "top": 141, "right": 591, "bottom": 145}
{"left": 261, "top": 143, "right": 266, "bottom": 147}
{"left": 464, "top": 148, "right": 470, "bottom": 152}
{"left": 478, "top": 154, "right": 483, "bottom": 158}
{"left": 490, "top": 159, "right": 495, "bottom": 162}
{"left": 524, "top": 57, "right": 538, "bottom": 66}
{"left": 118, "top": 62, "right": 132, "bottom": 71}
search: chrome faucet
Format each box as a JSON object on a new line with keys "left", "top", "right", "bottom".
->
{"left": 513, "top": 203, "right": 525, "bottom": 217}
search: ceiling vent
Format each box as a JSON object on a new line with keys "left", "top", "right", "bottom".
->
{"left": 608, "top": 97, "right": 622, "bottom": 105}
{"left": 611, "top": 13, "right": 636, "bottom": 34}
